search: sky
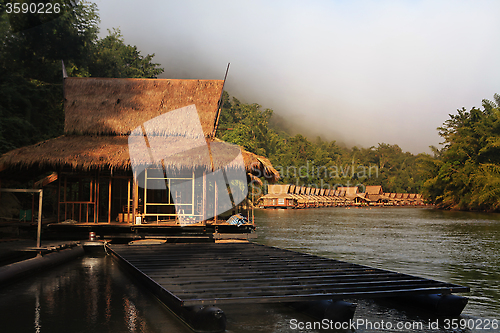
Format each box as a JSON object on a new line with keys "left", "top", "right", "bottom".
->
{"left": 94, "top": 0, "right": 500, "bottom": 154}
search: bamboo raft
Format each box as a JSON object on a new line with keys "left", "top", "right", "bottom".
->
{"left": 106, "top": 242, "right": 469, "bottom": 332}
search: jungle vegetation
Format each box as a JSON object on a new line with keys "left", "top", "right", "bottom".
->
{"left": 421, "top": 94, "right": 500, "bottom": 212}
{"left": 217, "top": 92, "right": 500, "bottom": 211}
{"left": 0, "top": 0, "right": 163, "bottom": 154}
{"left": 1, "top": 1, "right": 498, "bottom": 211}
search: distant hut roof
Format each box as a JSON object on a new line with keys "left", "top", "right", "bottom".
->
{"left": 268, "top": 184, "right": 290, "bottom": 195}
{"left": 365, "top": 185, "right": 383, "bottom": 195}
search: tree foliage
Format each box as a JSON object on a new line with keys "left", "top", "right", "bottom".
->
{"left": 88, "top": 28, "right": 163, "bottom": 78}
{"left": 0, "top": 0, "right": 164, "bottom": 154}
{"left": 422, "top": 94, "right": 500, "bottom": 211}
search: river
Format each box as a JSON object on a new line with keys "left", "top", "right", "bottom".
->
{"left": 0, "top": 207, "right": 499, "bottom": 332}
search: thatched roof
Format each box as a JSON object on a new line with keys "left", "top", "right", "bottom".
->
{"left": 268, "top": 184, "right": 290, "bottom": 195}
{"left": 64, "top": 77, "right": 223, "bottom": 137}
{"left": 365, "top": 185, "right": 383, "bottom": 195}
{"left": 0, "top": 77, "right": 281, "bottom": 183}
{"left": 0, "top": 135, "right": 279, "bottom": 182}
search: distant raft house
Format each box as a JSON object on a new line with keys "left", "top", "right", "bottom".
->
{"left": 258, "top": 184, "right": 424, "bottom": 209}
{"left": 0, "top": 76, "right": 279, "bottom": 231}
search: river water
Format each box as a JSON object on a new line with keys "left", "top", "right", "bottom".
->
{"left": 0, "top": 207, "right": 499, "bottom": 332}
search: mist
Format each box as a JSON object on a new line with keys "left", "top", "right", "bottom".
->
{"left": 94, "top": 0, "right": 500, "bottom": 154}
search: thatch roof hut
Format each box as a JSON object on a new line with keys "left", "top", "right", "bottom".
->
{"left": 0, "top": 77, "right": 279, "bottom": 225}
{"left": 267, "top": 184, "right": 290, "bottom": 195}
{"left": 365, "top": 185, "right": 383, "bottom": 195}
{"left": 0, "top": 78, "right": 279, "bottom": 182}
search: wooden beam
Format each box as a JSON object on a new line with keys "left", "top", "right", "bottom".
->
{"left": 96, "top": 172, "right": 100, "bottom": 223}
{"left": 132, "top": 171, "right": 138, "bottom": 225}
{"left": 202, "top": 171, "right": 206, "bottom": 223}
{"left": 108, "top": 177, "right": 112, "bottom": 223}
{"left": 57, "top": 172, "right": 61, "bottom": 222}
{"left": 214, "top": 179, "right": 218, "bottom": 224}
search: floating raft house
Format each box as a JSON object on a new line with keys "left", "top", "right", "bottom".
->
{"left": 259, "top": 184, "right": 425, "bottom": 208}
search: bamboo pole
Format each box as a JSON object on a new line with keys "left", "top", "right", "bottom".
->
{"left": 132, "top": 171, "right": 138, "bottom": 225}
{"left": 127, "top": 178, "right": 131, "bottom": 222}
{"left": 252, "top": 185, "right": 255, "bottom": 226}
{"left": 96, "top": 172, "right": 100, "bottom": 223}
{"left": 64, "top": 176, "right": 67, "bottom": 221}
{"left": 202, "top": 171, "right": 206, "bottom": 224}
{"left": 214, "top": 180, "right": 218, "bottom": 224}
{"left": 108, "top": 177, "right": 112, "bottom": 223}
{"left": 57, "top": 173, "right": 61, "bottom": 223}
{"left": 144, "top": 169, "right": 147, "bottom": 223}
{"left": 192, "top": 170, "right": 195, "bottom": 217}
{"left": 37, "top": 190, "right": 43, "bottom": 248}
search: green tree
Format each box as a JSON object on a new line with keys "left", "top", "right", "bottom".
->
{"left": 89, "top": 28, "right": 163, "bottom": 78}
{"left": 0, "top": 1, "right": 164, "bottom": 154}
{"left": 423, "top": 94, "right": 500, "bottom": 211}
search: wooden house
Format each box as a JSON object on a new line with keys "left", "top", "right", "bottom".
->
{"left": 259, "top": 184, "right": 297, "bottom": 209}
{"left": 0, "top": 77, "right": 279, "bottom": 233}
{"left": 364, "top": 185, "right": 388, "bottom": 205}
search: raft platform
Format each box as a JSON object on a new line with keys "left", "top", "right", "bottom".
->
{"left": 107, "top": 242, "right": 469, "bottom": 331}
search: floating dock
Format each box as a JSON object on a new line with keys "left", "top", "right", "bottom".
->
{"left": 107, "top": 242, "right": 469, "bottom": 331}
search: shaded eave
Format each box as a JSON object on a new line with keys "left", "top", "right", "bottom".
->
{"left": 0, "top": 135, "right": 279, "bottom": 183}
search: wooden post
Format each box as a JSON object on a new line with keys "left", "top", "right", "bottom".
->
{"left": 88, "top": 177, "right": 92, "bottom": 223}
{"left": 252, "top": 185, "right": 255, "bottom": 226}
{"left": 57, "top": 172, "right": 61, "bottom": 223}
{"left": 96, "top": 172, "right": 100, "bottom": 223}
{"left": 37, "top": 190, "right": 43, "bottom": 248}
{"left": 192, "top": 170, "right": 195, "bottom": 217}
{"left": 132, "top": 171, "right": 138, "bottom": 225}
{"left": 31, "top": 181, "right": 35, "bottom": 223}
{"left": 107, "top": 177, "right": 112, "bottom": 223}
{"left": 144, "top": 169, "right": 147, "bottom": 221}
{"left": 214, "top": 179, "right": 218, "bottom": 224}
{"left": 127, "top": 178, "right": 131, "bottom": 223}
{"left": 202, "top": 171, "right": 206, "bottom": 224}
{"left": 64, "top": 176, "right": 67, "bottom": 221}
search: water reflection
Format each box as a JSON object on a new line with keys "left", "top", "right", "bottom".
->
{"left": 0, "top": 207, "right": 498, "bottom": 332}
{"left": 0, "top": 255, "right": 190, "bottom": 333}
{"left": 255, "top": 207, "right": 500, "bottom": 321}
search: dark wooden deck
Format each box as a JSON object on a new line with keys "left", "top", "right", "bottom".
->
{"left": 107, "top": 242, "right": 469, "bottom": 307}
{"left": 46, "top": 223, "right": 255, "bottom": 241}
